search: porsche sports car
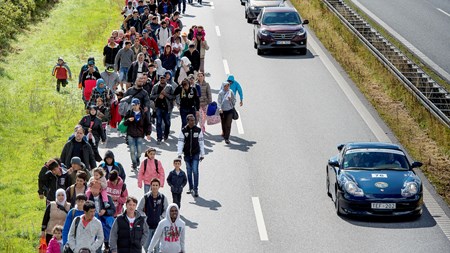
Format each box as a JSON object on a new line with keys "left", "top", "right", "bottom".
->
{"left": 326, "top": 142, "right": 423, "bottom": 217}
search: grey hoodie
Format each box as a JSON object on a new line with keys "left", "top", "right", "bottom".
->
{"left": 115, "top": 47, "right": 135, "bottom": 69}
{"left": 148, "top": 203, "right": 185, "bottom": 253}
{"left": 67, "top": 215, "right": 104, "bottom": 253}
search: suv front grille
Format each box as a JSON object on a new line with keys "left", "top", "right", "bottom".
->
{"left": 272, "top": 32, "right": 296, "bottom": 40}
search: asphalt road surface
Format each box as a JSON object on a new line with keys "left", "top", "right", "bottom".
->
{"left": 98, "top": 1, "right": 450, "bottom": 252}
{"left": 350, "top": 0, "right": 450, "bottom": 81}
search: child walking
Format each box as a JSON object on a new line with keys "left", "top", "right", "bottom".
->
{"left": 46, "top": 225, "right": 63, "bottom": 253}
{"left": 51, "top": 57, "right": 72, "bottom": 92}
{"left": 138, "top": 148, "right": 165, "bottom": 193}
{"left": 86, "top": 167, "right": 110, "bottom": 208}
{"left": 166, "top": 157, "right": 187, "bottom": 209}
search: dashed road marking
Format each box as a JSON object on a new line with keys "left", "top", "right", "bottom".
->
{"left": 210, "top": 1, "right": 215, "bottom": 9}
{"left": 223, "top": 59, "right": 230, "bottom": 74}
{"left": 215, "top": 25, "right": 221, "bottom": 37}
{"left": 437, "top": 8, "right": 450, "bottom": 18}
{"left": 252, "top": 197, "right": 269, "bottom": 241}
{"left": 236, "top": 110, "right": 244, "bottom": 134}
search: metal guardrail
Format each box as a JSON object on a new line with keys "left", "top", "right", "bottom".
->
{"left": 322, "top": 0, "right": 450, "bottom": 128}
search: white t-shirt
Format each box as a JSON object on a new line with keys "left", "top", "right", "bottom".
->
{"left": 127, "top": 215, "right": 136, "bottom": 228}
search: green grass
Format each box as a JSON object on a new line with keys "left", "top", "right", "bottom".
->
{"left": 0, "top": 0, "right": 122, "bottom": 252}
{"left": 292, "top": 0, "right": 450, "bottom": 203}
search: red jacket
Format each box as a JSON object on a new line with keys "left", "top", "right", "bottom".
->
{"left": 106, "top": 177, "right": 128, "bottom": 217}
{"left": 140, "top": 36, "right": 160, "bottom": 57}
{"left": 52, "top": 63, "right": 72, "bottom": 80}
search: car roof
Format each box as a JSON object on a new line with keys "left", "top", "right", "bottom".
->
{"left": 344, "top": 142, "right": 403, "bottom": 151}
{"left": 262, "top": 7, "right": 298, "bottom": 13}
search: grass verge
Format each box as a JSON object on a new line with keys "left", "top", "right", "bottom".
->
{"left": 0, "top": 0, "right": 122, "bottom": 252}
{"left": 292, "top": 0, "right": 450, "bottom": 203}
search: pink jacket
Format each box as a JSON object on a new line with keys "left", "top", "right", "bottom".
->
{"left": 106, "top": 177, "right": 128, "bottom": 217}
{"left": 138, "top": 158, "right": 165, "bottom": 188}
{"left": 46, "top": 238, "right": 61, "bottom": 253}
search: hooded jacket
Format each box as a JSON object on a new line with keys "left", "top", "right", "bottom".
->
{"left": 227, "top": 74, "right": 244, "bottom": 101}
{"left": 100, "top": 150, "right": 127, "bottom": 181}
{"left": 52, "top": 62, "right": 72, "bottom": 80}
{"left": 160, "top": 44, "right": 177, "bottom": 71}
{"left": 79, "top": 112, "right": 106, "bottom": 143}
{"left": 124, "top": 108, "right": 152, "bottom": 138}
{"left": 107, "top": 177, "right": 128, "bottom": 217}
{"left": 60, "top": 136, "right": 97, "bottom": 171}
{"left": 154, "top": 59, "right": 167, "bottom": 77}
{"left": 42, "top": 168, "right": 72, "bottom": 202}
{"left": 148, "top": 203, "right": 185, "bottom": 253}
{"left": 109, "top": 210, "right": 149, "bottom": 253}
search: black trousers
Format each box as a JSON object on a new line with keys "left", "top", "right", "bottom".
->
{"left": 172, "top": 192, "right": 182, "bottom": 209}
{"left": 220, "top": 109, "right": 233, "bottom": 140}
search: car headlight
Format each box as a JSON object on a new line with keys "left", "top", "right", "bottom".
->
{"left": 249, "top": 6, "right": 257, "bottom": 10}
{"left": 344, "top": 181, "right": 364, "bottom": 196}
{"left": 296, "top": 28, "right": 306, "bottom": 36}
{"left": 259, "top": 29, "right": 270, "bottom": 36}
{"left": 401, "top": 182, "right": 419, "bottom": 197}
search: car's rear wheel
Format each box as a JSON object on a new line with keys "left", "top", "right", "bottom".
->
{"left": 247, "top": 17, "right": 252, "bottom": 23}
{"left": 254, "top": 41, "right": 257, "bottom": 49}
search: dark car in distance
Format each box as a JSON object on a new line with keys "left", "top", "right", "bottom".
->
{"left": 326, "top": 142, "right": 423, "bottom": 218}
{"left": 253, "top": 7, "right": 309, "bottom": 55}
{"left": 245, "top": 0, "right": 285, "bottom": 23}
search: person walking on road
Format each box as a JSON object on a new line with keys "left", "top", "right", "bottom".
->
{"left": 196, "top": 72, "right": 212, "bottom": 133}
{"left": 150, "top": 75, "right": 175, "bottom": 144}
{"left": 166, "top": 158, "right": 187, "bottom": 209}
{"left": 138, "top": 148, "right": 166, "bottom": 194}
{"left": 137, "top": 178, "right": 168, "bottom": 253}
{"left": 174, "top": 79, "right": 200, "bottom": 128}
{"left": 79, "top": 105, "right": 106, "bottom": 162}
{"left": 218, "top": 81, "right": 236, "bottom": 144}
{"left": 66, "top": 200, "right": 104, "bottom": 253}
{"left": 66, "top": 171, "right": 88, "bottom": 208}
{"left": 115, "top": 41, "right": 135, "bottom": 90}
{"left": 62, "top": 193, "right": 87, "bottom": 245}
{"left": 147, "top": 203, "right": 185, "bottom": 253}
{"left": 60, "top": 125, "right": 97, "bottom": 171}
{"left": 106, "top": 171, "right": 128, "bottom": 217}
{"left": 177, "top": 114, "right": 205, "bottom": 197}
{"left": 124, "top": 98, "right": 152, "bottom": 171}
{"left": 227, "top": 74, "right": 244, "bottom": 107}
{"left": 100, "top": 150, "right": 127, "bottom": 182}
{"left": 109, "top": 196, "right": 149, "bottom": 253}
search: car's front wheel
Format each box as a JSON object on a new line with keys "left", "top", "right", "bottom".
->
{"left": 335, "top": 188, "right": 343, "bottom": 216}
{"left": 299, "top": 48, "right": 307, "bottom": 55}
{"left": 257, "top": 48, "right": 264, "bottom": 55}
{"left": 326, "top": 171, "right": 332, "bottom": 198}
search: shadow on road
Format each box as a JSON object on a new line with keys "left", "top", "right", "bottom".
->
{"left": 340, "top": 204, "right": 437, "bottom": 229}
{"left": 180, "top": 215, "right": 199, "bottom": 229}
{"left": 189, "top": 195, "right": 222, "bottom": 211}
{"left": 259, "top": 49, "right": 316, "bottom": 59}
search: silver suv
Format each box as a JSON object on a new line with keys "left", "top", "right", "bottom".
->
{"left": 245, "top": 0, "right": 285, "bottom": 23}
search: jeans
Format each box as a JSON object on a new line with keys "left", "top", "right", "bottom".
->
{"left": 128, "top": 136, "right": 143, "bottom": 167}
{"left": 180, "top": 107, "right": 196, "bottom": 128}
{"left": 156, "top": 108, "right": 171, "bottom": 140}
{"left": 119, "top": 67, "right": 129, "bottom": 82}
{"left": 145, "top": 228, "right": 160, "bottom": 253}
{"left": 144, "top": 184, "right": 151, "bottom": 194}
{"left": 178, "top": 0, "right": 186, "bottom": 12}
{"left": 184, "top": 153, "right": 200, "bottom": 191}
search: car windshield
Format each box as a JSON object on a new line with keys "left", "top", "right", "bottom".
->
{"left": 262, "top": 12, "right": 301, "bottom": 25}
{"left": 342, "top": 149, "right": 409, "bottom": 170}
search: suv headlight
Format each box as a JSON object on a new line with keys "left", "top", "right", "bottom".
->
{"left": 401, "top": 182, "right": 418, "bottom": 197}
{"left": 249, "top": 6, "right": 257, "bottom": 10}
{"left": 259, "top": 29, "right": 270, "bottom": 36}
{"left": 344, "top": 181, "right": 364, "bottom": 197}
{"left": 296, "top": 28, "right": 306, "bottom": 36}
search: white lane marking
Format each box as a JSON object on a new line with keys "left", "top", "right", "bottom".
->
{"left": 215, "top": 25, "right": 221, "bottom": 37}
{"left": 309, "top": 31, "right": 450, "bottom": 241}
{"left": 223, "top": 59, "right": 230, "bottom": 74}
{"left": 210, "top": 1, "right": 215, "bottom": 9}
{"left": 236, "top": 110, "right": 244, "bottom": 134}
{"left": 437, "top": 8, "right": 450, "bottom": 17}
{"left": 350, "top": 0, "right": 450, "bottom": 83}
{"left": 252, "top": 197, "right": 269, "bottom": 241}
{"left": 308, "top": 38, "right": 390, "bottom": 142}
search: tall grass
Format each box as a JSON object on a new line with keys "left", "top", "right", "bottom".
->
{"left": 0, "top": 0, "right": 122, "bottom": 252}
{"left": 292, "top": 0, "right": 450, "bottom": 202}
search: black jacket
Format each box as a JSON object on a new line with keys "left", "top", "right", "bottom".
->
{"left": 174, "top": 86, "right": 200, "bottom": 111}
{"left": 127, "top": 61, "right": 149, "bottom": 84}
{"left": 180, "top": 125, "right": 202, "bottom": 156}
{"left": 103, "top": 44, "right": 121, "bottom": 65}
{"left": 124, "top": 109, "right": 152, "bottom": 138}
{"left": 124, "top": 87, "right": 151, "bottom": 111}
{"left": 113, "top": 212, "right": 147, "bottom": 253}
{"left": 60, "top": 137, "right": 97, "bottom": 170}
{"left": 183, "top": 49, "right": 200, "bottom": 71}
{"left": 79, "top": 115, "right": 106, "bottom": 143}
{"left": 167, "top": 169, "right": 187, "bottom": 194}
{"left": 42, "top": 170, "right": 72, "bottom": 201}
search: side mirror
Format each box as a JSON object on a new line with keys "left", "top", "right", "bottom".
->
{"left": 252, "top": 20, "right": 259, "bottom": 25}
{"left": 303, "top": 19, "right": 309, "bottom": 25}
{"left": 337, "top": 144, "right": 344, "bottom": 151}
{"left": 411, "top": 161, "right": 423, "bottom": 168}
{"left": 328, "top": 160, "right": 339, "bottom": 167}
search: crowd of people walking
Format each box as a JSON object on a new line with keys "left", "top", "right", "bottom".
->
{"left": 41, "top": 0, "right": 244, "bottom": 252}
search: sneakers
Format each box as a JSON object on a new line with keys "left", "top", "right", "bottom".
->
{"left": 225, "top": 139, "right": 230, "bottom": 144}
{"left": 157, "top": 139, "right": 161, "bottom": 145}
{"left": 164, "top": 136, "right": 169, "bottom": 142}
{"left": 194, "top": 190, "right": 199, "bottom": 197}
{"left": 187, "top": 189, "right": 192, "bottom": 194}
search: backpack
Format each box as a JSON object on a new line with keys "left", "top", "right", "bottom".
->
{"left": 118, "top": 89, "right": 144, "bottom": 115}
{"left": 143, "top": 158, "right": 159, "bottom": 174}
{"left": 156, "top": 28, "right": 170, "bottom": 41}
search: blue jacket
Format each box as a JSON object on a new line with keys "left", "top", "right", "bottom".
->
{"left": 227, "top": 74, "right": 243, "bottom": 101}
{"left": 166, "top": 169, "right": 187, "bottom": 194}
{"left": 62, "top": 208, "right": 84, "bottom": 244}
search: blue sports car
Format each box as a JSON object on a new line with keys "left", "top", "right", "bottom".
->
{"left": 326, "top": 142, "right": 423, "bottom": 217}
